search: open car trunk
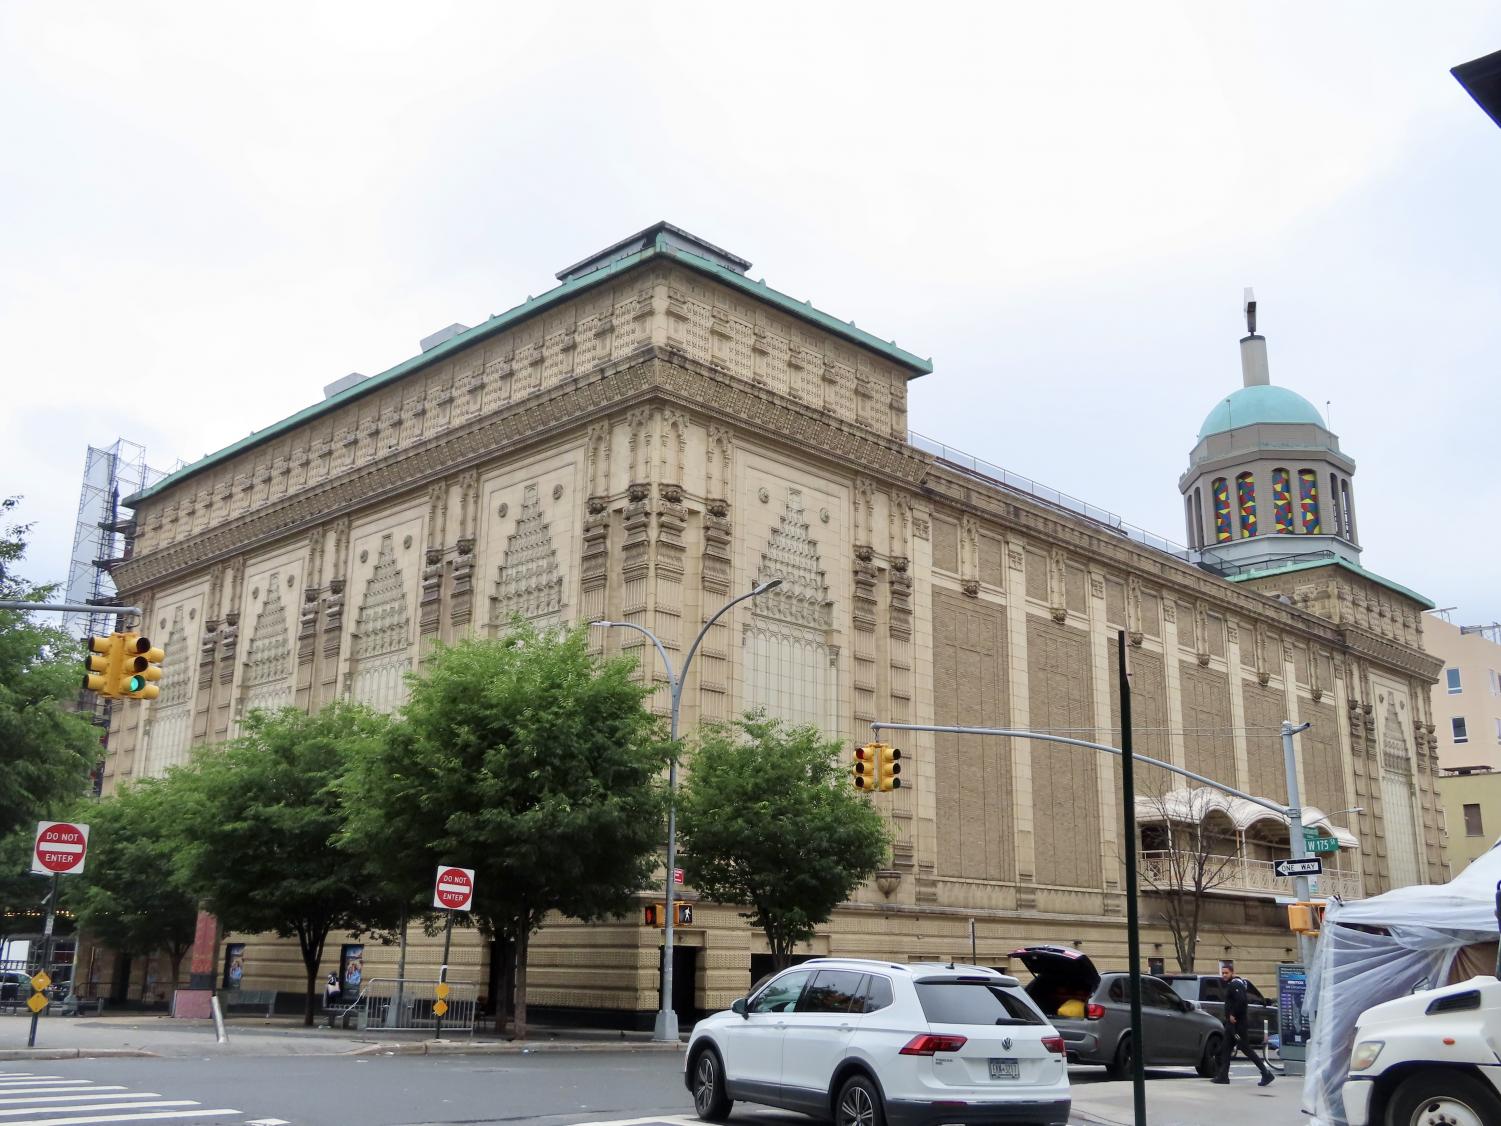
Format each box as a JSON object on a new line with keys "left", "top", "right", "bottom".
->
{"left": 1011, "top": 945, "right": 1103, "bottom": 1019}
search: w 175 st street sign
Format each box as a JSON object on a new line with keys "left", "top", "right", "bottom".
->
{"left": 32, "top": 821, "right": 89, "bottom": 875}
{"left": 1275, "top": 857, "right": 1323, "bottom": 878}
{"left": 433, "top": 865, "right": 475, "bottom": 911}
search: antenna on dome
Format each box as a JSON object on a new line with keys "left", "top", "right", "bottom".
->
{"left": 1243, "top": 287, "right": 1257, "bottom": 336}
{"left": 1239, "top": 288, "right": 1270, "bottom": 387}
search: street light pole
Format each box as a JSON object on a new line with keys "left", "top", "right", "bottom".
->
{"left": 592, "top": 577, "right": 782, "bottom": 1042}
{"left": 1281, "top": 721, "right": 1315, "bottom": 967}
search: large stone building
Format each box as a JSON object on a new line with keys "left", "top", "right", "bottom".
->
{"left": 103, "top": 224, "right": 1446, "bottom": 1020}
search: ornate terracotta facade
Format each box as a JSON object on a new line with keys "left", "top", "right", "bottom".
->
{"left": 106, "top": 226, "right": 1445, "bottom": 1020}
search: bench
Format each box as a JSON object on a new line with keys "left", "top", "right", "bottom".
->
{"left": 219, "top": 989, "right": 277, "bottom": 1018}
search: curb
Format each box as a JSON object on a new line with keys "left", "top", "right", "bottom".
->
{"left": 0, "top": 1048, "right": 158, "bottom": 1061}
{"left": 345, "top": 1039, "right": 687, "bottom": 1057}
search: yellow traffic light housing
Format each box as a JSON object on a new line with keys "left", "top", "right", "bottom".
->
{"left": 82, "top": 635, "right": 117, "bottom": 695}
{"left": 120, "top": 635, "right": 164, "bottom": 700}
{"left": 853, "top": 743, "right": 884, "bottom": 790}
{"left": 644, "top": 904, "right": 663, "bottom": 927}
{"left": 879, "top": 747, "right": 903, "bottom": 792}
{"left": 1288, "top": 901, "right": 1325, "bottom": 935}
{"left": 674, "top": 902, "right": 694, "bottom": 926}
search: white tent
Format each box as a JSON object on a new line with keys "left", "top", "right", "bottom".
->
{"left": 1303, "top": 841, "right": 1501, "bottom": 1125}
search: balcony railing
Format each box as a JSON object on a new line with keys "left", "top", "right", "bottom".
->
{"left": 1140, "top": 850, "right": 1362, "bottom": 901}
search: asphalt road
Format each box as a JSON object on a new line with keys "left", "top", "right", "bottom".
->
{"left": 5, "top": 1051, "right": 1300, "bottom": 1126}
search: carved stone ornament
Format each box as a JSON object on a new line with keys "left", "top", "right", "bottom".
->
{"left": 498, "top": 502, "right": 508, "bottom": 518}
{"left": 628, "top": 481, "right": 651, "bottom": 503}
{"left": 1051, "top": 606, "right": 1068, "bottom": 624}
{"left": 1198, "top": 651, "right": 1211, "bottom": 667}
{"left": 456, "top": 536, "right": 475, "bottom": 556}
{"left": 962, "top": 579, "right": 980, "bottom": 598}
{"left": 706, "top": 498, "right": 728, "bottom": 518}
{"left": 588, "top": 496, "right": 608, "bottom": 515}
{"left": 553, "top": 483, "right": 564, "bottom": 500}
{"left": 251, "top": 586, "right": 260, "bottom": 601}
{"left": 855, "top": 545, "right": 875, "bottom": 563}
{"left": 875, "top": 869, "right": 902, "bottom": 898}
{"left": 913, "top": 518, "right": 930, "bottom": 540}
{"left": 403, "top": 535, "right": 413, "bottom": 550}
{"left": 188, "top": 608, "right": 196, "bottom": 620}
{"left": 820, "top": 507, "right": 830, "bottom": 524}
{"left": 1129, "top": 630, "right": 1143, "bottom": 647}
{"left": 758, "top": 487, "right": 770, "bottom": 504}
{"left": 359, "top": 550, "right": 368, "bottom": 564}
{"left": 425, "top": 548, "right": 442, "bottom": 566}
{"left": 660, "top": 483, "right": 683, "bottom": 504}
{"left": 892, "top": 556, "right": 909, "bottom": 573}
{"left": 287, "top": 574, "right": 296, "bottom": 587}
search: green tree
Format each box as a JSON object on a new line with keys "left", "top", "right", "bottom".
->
{"left": 171, "top": 703, "right": 399, "bottom": 1024}
{"left": 66, "top": 779, "right": 199, "bottom": 996}
{"left": 393, "top": 623, "right": 669, "bottom": 1038}
{"left": 0, "top": 497, "right": 99, "bottom": 838}
{"left": 0, "top": 829, "right": 49, "bottom": 959}
{"left": 676, "top": 713, "right": 891, "bottom": 970}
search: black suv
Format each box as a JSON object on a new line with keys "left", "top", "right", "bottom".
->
{"left": 1163, "top": 974, "right": 1278, "bottom": 1046}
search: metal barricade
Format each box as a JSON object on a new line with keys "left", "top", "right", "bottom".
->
{"left": 342, "top": 977, "right": 478, "bottom": 1035}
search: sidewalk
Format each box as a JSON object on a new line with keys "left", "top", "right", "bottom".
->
{"left": 0, "top": 1013, "right": 687, "bottom": 1060}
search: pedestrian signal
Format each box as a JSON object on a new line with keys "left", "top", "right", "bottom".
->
{"left": 1287, "top": 901, "right": 1325, "bottom": 935}
{"left": 674, "top": 902, "right": 693, "bottom": 926}
{"left": 82, "top": 635, "right": 117, "bottom": 695}
{"left": 853, "top": 743, "right": 883, "bottom": 790}
{"left": 879, "top": 747, "right": 903, "bottom": 792}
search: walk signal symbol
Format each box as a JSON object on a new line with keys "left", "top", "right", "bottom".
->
{"left": 643, "top": 902, "right": 694, "bottom": 927}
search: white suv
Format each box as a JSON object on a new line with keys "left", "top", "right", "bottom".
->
{"left": 684, "top": 958, "right": 1070, "bottom": 1126}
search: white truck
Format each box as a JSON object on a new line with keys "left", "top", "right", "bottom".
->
{"left": 1342, "top": 975, "right": 1501, "bottom": 1126}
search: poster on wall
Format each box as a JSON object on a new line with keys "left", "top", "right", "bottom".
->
{"left": 223, "top": 944, "right": 246, "bottom": 991}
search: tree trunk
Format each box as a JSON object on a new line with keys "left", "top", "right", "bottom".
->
{"left": 513, "top": 926, "right": 530, "bottom": 1040}
{"left": 297, "top": 927, "right": 328, "bottom": 1027}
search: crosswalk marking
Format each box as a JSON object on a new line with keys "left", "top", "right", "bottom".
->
{"left": 0, "top": 1072, "right": 243, "bottom": 1126}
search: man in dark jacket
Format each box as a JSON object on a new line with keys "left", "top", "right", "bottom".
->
{"left": 1213, "top": 961, "right": 1275, "bottom": 1085}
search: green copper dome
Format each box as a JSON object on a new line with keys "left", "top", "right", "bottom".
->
{"left": 1198, "top": 385, "right": 1326, "bottom": 440}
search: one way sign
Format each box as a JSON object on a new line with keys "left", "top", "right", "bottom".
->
{"left": 1275, "top": 857, "right": 1324, "bottom": 878}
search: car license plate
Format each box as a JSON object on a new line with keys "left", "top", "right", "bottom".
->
{"left": 988, "top": 1058, "right": 1020, "bottom": 1080}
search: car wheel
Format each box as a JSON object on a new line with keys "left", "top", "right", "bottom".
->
{"left": 836, "top": 1074, "right": 886, "bottom": 1126}
{"left": 1105, "top": 1035, "right": 1134, "bottom": 1081}
{"left": 690, "top": 1046, "right": 733, "bottom": 1122}
{"left": 1385, "top": 1069, "right": 1501, "bottom": 1126}
{"left": 1196, "top": 1034, "right": 1223, "bottom": 1079}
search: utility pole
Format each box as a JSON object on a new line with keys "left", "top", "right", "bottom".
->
{"left": 1282, "top": 721, "right": 1315, "bottom": 967}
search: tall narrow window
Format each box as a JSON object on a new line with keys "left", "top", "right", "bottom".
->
{"left": 1236, "top": 472, "right": 1257, "bottom": 537}
{"left": 1329, "top": 473, "right": 1343, "bottom": 538}
{"left": 1212, "top": 478, "right": 1233, "bottom": 542}
{"left": 1193, "top": 488, "right": 1205, "bottom": 549}
{"left": 1453, "top": 717, "right": 1469, "bottom": 744}
{"left": 1446, "top": 668, "right": 1462, "bottom": 694}
{"left": 1464, "top": 803, "right": 1484, "bottom": 837}
{"left": 1339, "top": 478, "right": 1354, "bottom": 540}
{"left": 1271, "top": 468, "right": 1293, "bottom": 533}
{"left": 1298, "top": 470, "right": 1321, "bottom": 533}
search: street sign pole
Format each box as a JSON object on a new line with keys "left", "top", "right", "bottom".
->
{"left": 1117, "top": 631, "right": 1147, "bottom": 1126}
{"left": 27, "top": 873, "right": 59, "bottom": 1049}
{"left": 434, "top": 912, "right": 454, "bottom": 1042}
{"left": 1281, "top": 721, "right": 1314, "bottom": 967}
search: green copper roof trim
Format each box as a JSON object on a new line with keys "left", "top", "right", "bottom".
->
{"left": 1225, "top": 557, "right": 1434, "bottom": 610}
{"left": 127, "top": 237, "right": 932, "bottom": 505}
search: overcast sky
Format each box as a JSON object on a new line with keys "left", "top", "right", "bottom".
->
{"left": 4, "top": 2, "right": 1498, "bottom": 630}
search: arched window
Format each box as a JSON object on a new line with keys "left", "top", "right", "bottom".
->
{"left": 1271, "top": 468, "right": 1293, "bottom": 534}
{"left": 1236, "top": 471, "right": 1257, "bottom": 537}
{"left": 1298, "top": 469, "right": 1321, "bottom": 533}
{"left": 1192, "top": 487, "right": 1205, "bottom": 549}
{"left": 1212, "top": 478, "right": 1233, "bottom": 542}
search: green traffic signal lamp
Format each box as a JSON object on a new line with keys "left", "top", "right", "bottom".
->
{"left": 120, "top": 635, "right": 164, "bottom": 700}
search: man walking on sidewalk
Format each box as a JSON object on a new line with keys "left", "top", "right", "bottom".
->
{"left": 1213, "top": 961, "right": 1275, "bottom": 1086}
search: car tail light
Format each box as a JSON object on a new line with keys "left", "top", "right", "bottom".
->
{"left": 900, "top": 1034, "right": 969, "bottom": 1055}
{"left": 1042, "top": 1036, "right": 1066, "bottom": 1054}
{"left": 1086, "top": 1003, "right": 1105, "bottom": 1020}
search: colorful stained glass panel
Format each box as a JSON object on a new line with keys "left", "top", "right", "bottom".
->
{"left": 1299, "top": 469, "right": 1321, "bottom": 533}
{"left": 1236, "top": 472, "right": 1257, "bottom": 537}
{"left": 1272, "top": 468, "right": 1293, "bottom": 533}
{"left": 1213, "top": 477, "right": 1232, "bottom": 542}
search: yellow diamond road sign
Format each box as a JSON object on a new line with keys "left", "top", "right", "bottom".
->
{"left": 433, "top": 999, "right": 448, "bottom": 1017}
{"left": 434, "top": 982, "right": 450, "bottom": 1000}
{"left": 26, "top": 993, "right": 48, "bottom": 1013}
{"left": 30, "top": 971, "right": 51, "bottom": 993}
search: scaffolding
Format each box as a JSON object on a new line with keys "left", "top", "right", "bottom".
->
{"left": 64, "top": 439, "right": 174, "bottom": 794}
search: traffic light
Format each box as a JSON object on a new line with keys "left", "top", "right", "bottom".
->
{"left": 119, "top": 634, "right": 164, "bottom": 700}
{"left": 879, "top": 747, "right": 903, "bottom": 792}
{"left": 81, "top": 635, "right": 118, "bottom": 695}
{"left": 674, "top": 902, "right": 693, "bottom": 926}
{"left": 644, "top": 904, "right": 663, "bottom": 927}
{"left": 853, "top": 743, "right": 883, "bottom": 790}
{"left": 1287, "top": 901, "right": 1326, "bottom": 935}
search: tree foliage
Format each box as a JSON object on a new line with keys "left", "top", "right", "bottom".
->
{"left": 676, "top": 712, "right": 890, "bottom": 969}
{"left": 387, "top": 623, "right": 668, "bottom": 1037}
{"left": 170, "top": 703, "right": 399, "bottom": 1024}
{"left": 65, "top": 779, "right": 199, "bottom": 993}
{"left": 0, "top": 498, "right": 99, "bottom": 838}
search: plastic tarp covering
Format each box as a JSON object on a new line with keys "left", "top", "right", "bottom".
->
{"left": 1301, "top": 840, "right": 1501, "bottom": 1125}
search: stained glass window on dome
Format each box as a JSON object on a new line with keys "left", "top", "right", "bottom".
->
{"left": 1212, "top": 477, "right": 1232, "bottom": 542}
{"left": 1271, "top": 469, "right": 1293, "bottom": 533}
{"left": 1299, "top": 469, "right": 1321, "bottom": 533}
{"left": 1236, "top": 472, "right": 1257, "bottom": 538}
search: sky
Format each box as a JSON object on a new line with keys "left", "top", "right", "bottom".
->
{"left": 3, "top": 2, "right": 1499, "bottom": 629}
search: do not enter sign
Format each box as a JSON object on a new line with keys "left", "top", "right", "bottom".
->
{"left": 32, "top": 821, "right": 89, "bottom": 875}
{"left": 433, "top": 865, "right": 475, "bottom": 912}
